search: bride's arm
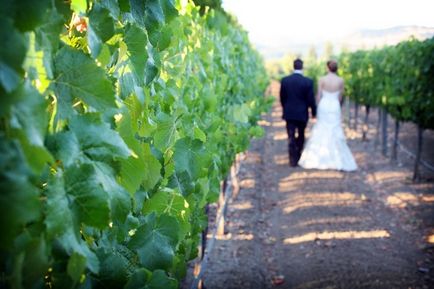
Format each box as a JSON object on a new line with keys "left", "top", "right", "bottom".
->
{"left": 316, "top": 78, "right": 322, "bottom": 103}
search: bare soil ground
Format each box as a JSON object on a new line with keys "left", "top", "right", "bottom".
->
{"left": 182, "top": 81, "right": 434, "bottom": 289}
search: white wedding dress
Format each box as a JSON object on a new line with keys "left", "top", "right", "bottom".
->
{"left": 298, "top": 90, "right": 357, "bottom": 171}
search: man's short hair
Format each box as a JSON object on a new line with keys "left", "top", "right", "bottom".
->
{"left": 293, "top": 59, "right": 303, "bottom": 70}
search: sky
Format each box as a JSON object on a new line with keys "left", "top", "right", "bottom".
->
{"left": 222, "top": 0, "right": 434, "bottom": 47}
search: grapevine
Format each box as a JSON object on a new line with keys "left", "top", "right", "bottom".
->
{"left": 0, "top": 0, "right": 271, "bottom": 288}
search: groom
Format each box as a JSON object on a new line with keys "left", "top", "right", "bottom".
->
{"left": 280, "top": 59, "right": 316, "bottom": 167}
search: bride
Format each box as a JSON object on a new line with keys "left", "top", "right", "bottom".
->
{"left": 298, "top": 60, "right": 357, "bottom": 171}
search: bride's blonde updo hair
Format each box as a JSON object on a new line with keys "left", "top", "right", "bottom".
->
{"left": 327, "top": 60, "right": 338, "bottom": 73}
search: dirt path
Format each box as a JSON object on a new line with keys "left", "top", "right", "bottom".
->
{"left": 183, "top": 85, "right": 434, "bottom": 289}
{"left": 185, "top": 91, "right": 434, "bottom": 289}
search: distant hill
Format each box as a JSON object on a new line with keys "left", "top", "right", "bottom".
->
{"left": 258, "top": 26, "right": 434, "bottom": 60}
{"left": 339, "top": 26, "right": 434, "bottom": 51}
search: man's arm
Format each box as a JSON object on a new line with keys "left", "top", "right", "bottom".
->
{"left": 279, "top": 80, "right": 286, "bottom": 108}
{"left": 308, "top": 79, "right": 317, "bottom": 118}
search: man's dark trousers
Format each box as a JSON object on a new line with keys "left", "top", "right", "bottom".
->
{"left": 286, "top": 120, "right": 306, "bottom": 166}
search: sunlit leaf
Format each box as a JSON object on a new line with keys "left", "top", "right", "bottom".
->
{"left": 53, "top": 47, "right": 115, "bottom": 118}
{"left": 128, "top": 214, "right": 180, "bottom": 271}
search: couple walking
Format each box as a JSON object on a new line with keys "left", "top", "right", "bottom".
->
{"left": 279, "top": 59, "right": 357, "bottom": 171}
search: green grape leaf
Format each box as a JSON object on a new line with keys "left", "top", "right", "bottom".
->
{"left": 0, "top": 62, "right": 21, "bottom": 96}
{"left": 97, "top": 44, "right": 112, "bottom": 67}
{"left": 69, "top": 113, "right": 130, "bottom": 161}
{"left": 129, "top": 0, "right": 146, "bottom": 27}
{"left": 143, "top": 191, "right": 188, "bottom": 217}
{"left": 145, "top": 46, "right": 160, "bottom": 85}
{"left": 46, "top": 131, "right": 81, "bottom": 168}
{"left": 44, "top": 172, "right": 73, "bottom": 238}
{"left": 249, "top": 125, "right": 264, "bottom": 138}
{"left": 167, "top": 171, "right": 195, "bottom": 197}
{"left": 173, "top": 137, "right": 210, "bottom": 180}
{"left": 118, "top": 0, "right": 130, "bottom": 12}
{"left": 88, "top": 5, "right": 115, "bottom": 58}
{"left": 129, "top": 0, "right": 167, "bottom": 31}
{"left": 230, "top": 103, "right": 251, "bottom": 123}
{"left": 0, "top": 137, "right": 41, "bottom": 248}
{"left": 0, "top": 1, "right": 274, "bottom": 287}
{"left": 0, "top": 18, "right": 27, "bottom": 93}
{"left": 124, "top": 24, "right": 148, "bottom": 85}
{"left": 50, "top": 115, "right": 131, "bottom": 222}
{"left": 65, "top": 163, "right": 110, "bottom": 228}
{"left": 128, "top": 214, "right": 179, "bottom": 271}
{"left": 119, "top": 152, "right": 146, "bottom": 195}
{"left": 10, "top": 0, "right": 51, "bottom": 32}
{"left": 124, "top": 269, "right": 177, "bottom": 289}
{"left": 57, "top": 227, "right": 100, "bottom": 274}
{"left": 147, "top": 270, "right": 178, "bottom": 289}
{"left": 67, "top": 252, "right": 87, "bottom": 282}
{"left": 35, "top": 9, "right": 64, "bottom": 55}
{"left": 89, "top": 6, "right": 115, "bottom": 42}
{"left": 161, "top": 0, "right": 178, "bottom": 23}
{"left": 144, "top": 0, "right": 165, "bottom": 34}
{"left": 22, "top": 236, "right": 49, "bottom": 288}
{"left": 53, "top": 46, "right": 115, "bottom": 116}
{"left": 10, "top": 82, "right": 47, "bottom": 146}
{"left": 96, "top": 246, "right": 131, "bottom": 286}
{"left": 124, "top": 268, "right": 152, "bottom": 289}
{"left": 143, "top": 190, "right": 190, "bottom": 238}
{"left": 92, "top": 161, "right": 131, "bottom": 223}
{"left": 117, "top": 107, "right": 162, "bottom": 194}
{"left": 120, "top": 143, "right": 162, "bottom": 194}
{"left": 193, "top": 126, "right": 206, "bottom": 142}
{"left": 13, "top": 132, "right": 53, "bottom": 174}
{"left": 153, "top": 113, "right": 177, "bottom": 151}
{"left": 116, "top": 107, "right": 140, "bottom": 150}
{"left": 6, "top": 83, "right": 52, "bottom": 174}
{"left": 100, "top": 0, "right": 121, "bottom": 19}
{"left": 141, "top": 144, "right": 162, "bottom": 191}
{"left": 24, "top": 32, "right": 50, "bottom": 93}
{"left": 71, "top": 0, "right": 87, "bottom": 14}
{"left": 118, "top": 71, "right": 136, "bottom": 99}
{"left": 150, "top": 25, "right": 172, "bottom": 51}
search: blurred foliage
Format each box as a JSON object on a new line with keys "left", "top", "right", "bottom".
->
{"left": 265, "top": 48, "right": 327, "bottom": 93}
{"left": 192, "top": 0, "right": 222, "bottom": 14}
{"left": 340, "top": 37, "right": 434, "bottom": 129}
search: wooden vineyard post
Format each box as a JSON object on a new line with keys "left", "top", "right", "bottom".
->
{"left": 216, "top": 179, "right": 227, "bottom": 236}
{"left": 374, "top": 108, "right": 381, "bottom": 148}
{"left": 413, "top": 126, "right": 424, "bottom": 181}
{"left": 354, "top": 102, "right": 359, "bottom": 131}
{"left": 362, "top": 105, "right": 370, "bottom": 141}
{"left": 392, "top": 119, "right": 400, "bottom": 161}
{"left": 217, "top": 158, "right": 240, "bottom": 235}
{"left": 231, "top": 156, "right": 240, "bottom": 200}
{"left": 193, "top": 206, "right": 209, "bottom": 289}
{"left": 191, "top": 157, "right": 242, "bottom": 289}
{"left": 381, "top": 108, "right": 388, "bottom": 156}
{"left": 345, "top": 96, "right": 351, "bottom": 127}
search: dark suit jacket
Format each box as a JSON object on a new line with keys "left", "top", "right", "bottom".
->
{"left": 280, "top": 73, "right": 316, "bottom": 123}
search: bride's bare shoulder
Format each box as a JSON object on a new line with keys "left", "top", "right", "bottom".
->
{"left": 330, "top": 73, "right": 344, "bottom": 83}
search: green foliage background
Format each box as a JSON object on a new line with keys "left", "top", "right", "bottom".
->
{"left": 339, "top": 38, "right": 434, "bottom": 129}
{"left": 0, "top": 0, "right": 271, "bottom": 288}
